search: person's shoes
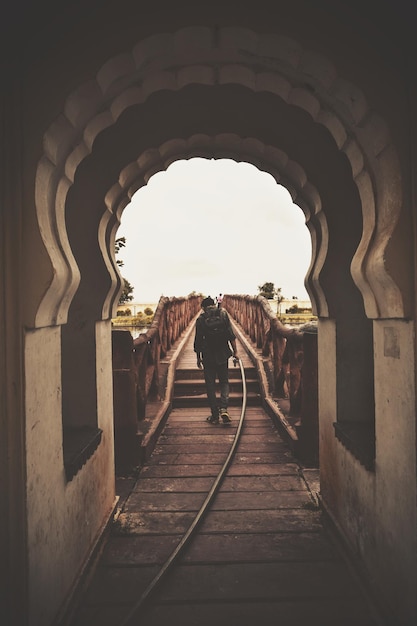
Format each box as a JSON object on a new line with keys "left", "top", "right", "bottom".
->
{"left": 219, "top": 408, "right": 231, "bottom": 424}
{"left": 206, "top": 414, "right": 219, "bottom": 424}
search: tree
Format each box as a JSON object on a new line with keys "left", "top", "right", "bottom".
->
{"left": 115, "top": 237, "right": 134, "bottom": 304}
{"left": 119, "top": 278, "right": 134, "bottom": 304}
{"left": 115, "top": 237, "right": 126, "bottom": 266}
{"left": 258, "top": 281, "right": 276, "bottom": 299}
{"left": 258, "top": 282, "right": 285, "bottom": 315}
{"left": 276, "top": 287, "right": 284, "bottom": 315}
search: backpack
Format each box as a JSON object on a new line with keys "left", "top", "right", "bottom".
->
{"left": 203, "top": 307, "right": 227, "bottom": 340}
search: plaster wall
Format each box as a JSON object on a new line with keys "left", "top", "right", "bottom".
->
{"left": 3, "top": 2, "right": 416, "bottom": 624}
{"left": 373, "top": 320, "right": 417, "bottom": 622}
{"left": 25, "top": 322, "right": 115, "bottom": 626}
{"left": 319, "top": 319, "right": 417, "bottom": 625}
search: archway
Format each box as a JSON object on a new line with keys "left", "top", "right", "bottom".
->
{"left": 114, "top": 156, "right": 313, "bottom": 306}
{"left": 27, "top": 25, "right": 403, "bottom": 489}
{"left": 56, "top": 69, "right": 377, "bottom": 466}
{"left": 33, "top": 27, "right": 405, "bottom": 330}
{"left": 19, "top": 23, "right": 415, "bottom": 626}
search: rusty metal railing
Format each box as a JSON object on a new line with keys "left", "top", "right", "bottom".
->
{"left": 112, "top": 295, "right": 201, "bottom": 470}
{"left": 223, "top": 295, "right": 305, "bottom": 412}
{"left": 223, "top": 294, "right": 318, "bottom": 465}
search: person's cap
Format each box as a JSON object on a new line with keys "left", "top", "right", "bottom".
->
{"left": 201, "top": 296, "right": 215, "bottom": 308}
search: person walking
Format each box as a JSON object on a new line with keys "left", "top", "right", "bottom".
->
{"left": 216, "top": 293, "right": 224, "bottom": 308}
{"left": 194, "top": 296, "right": 238, "bottom": 424}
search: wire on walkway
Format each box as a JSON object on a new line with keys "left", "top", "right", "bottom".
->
{"left": 119, "top": 357, "right": 247, "bottom": 626}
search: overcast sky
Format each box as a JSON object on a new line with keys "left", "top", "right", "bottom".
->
{"left": 116, "top": 158, "right": 312, "bottom": 304}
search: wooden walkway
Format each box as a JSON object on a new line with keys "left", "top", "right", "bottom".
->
{"left": 68, "top": 322, "right": 379, "bottom": 626}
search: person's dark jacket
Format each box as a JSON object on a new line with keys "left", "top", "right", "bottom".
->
{"left": 194, "top": 306, "right": 235, "bottom": 365}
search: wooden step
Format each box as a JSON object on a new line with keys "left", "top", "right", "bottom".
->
{"left": 172, "top": 391, "right": 261, "bottom": 408}
{"left": 174, "top": 378, "right": 260, "bottom": 395}
{"left": 175, "top": 367, "right": 257, "bottom": 381}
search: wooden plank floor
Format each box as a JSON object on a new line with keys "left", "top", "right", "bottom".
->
{"left": 68, "top": 325, "right": 379, "bottom": 626}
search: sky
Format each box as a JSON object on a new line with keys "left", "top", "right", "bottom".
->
{"left": 116, "top": 158, "right": 312, "bottom": 304}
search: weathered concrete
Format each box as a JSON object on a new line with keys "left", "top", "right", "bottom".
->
{"left": 2, "top": 3, "right": 417, "bottom": 625}
{"left": 69, "top": 406, "right": 377, "bottom": 626}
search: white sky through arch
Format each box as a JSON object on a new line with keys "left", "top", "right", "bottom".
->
{"left": 116, "top": 158, "right": 312, "bottom": 303}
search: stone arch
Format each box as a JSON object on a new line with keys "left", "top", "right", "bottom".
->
{"left": 34, "top": 26, "right": 404, "bottom": 329}
{"left": 102, "top": 134, "right": 326, "bottom": 320}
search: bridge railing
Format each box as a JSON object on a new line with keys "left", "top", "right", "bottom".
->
{"left": 112, "top": 295, "right": 201, "bottom": 470}
{"left": 223, "top": 295, "right": 302, "bottom": 410}
{"left": 112, "top": 293, "right": 318, "bottom": 469}
{"left": 224, "top": 294, "right": 318, "bottom": 464}
{"left": 133, "top": 294, "right": 201, "bottom": 416}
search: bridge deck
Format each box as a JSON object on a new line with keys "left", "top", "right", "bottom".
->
{"left": 175, "top": 321, "right": 255, "bottom": 370}
{"left": 68, "top": 317, "right": 379, "bottom": 626}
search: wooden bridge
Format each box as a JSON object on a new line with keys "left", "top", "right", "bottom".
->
{"left": 111, "top": 294, "right": 319, "bottom": 475}
{"left": 63, "top": 295, "right": 380, "bottom": 625}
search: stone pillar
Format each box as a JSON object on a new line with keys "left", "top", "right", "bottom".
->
{"left": 296, "top": 328, "right": 319, "bottom": 466}
{"left": 112, "top": 330, "right": 141, "bottom": 472}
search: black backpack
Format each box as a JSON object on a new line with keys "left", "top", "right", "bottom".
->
{"left": 203, "top": 307, "right": 227, "bottom": 340}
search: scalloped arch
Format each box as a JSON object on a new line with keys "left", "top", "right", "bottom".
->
{"left": 34, "top": 25, "right": 403, "bottom": 327}
{"left": 100, "top": 134, "right": 326, "bottom": 319}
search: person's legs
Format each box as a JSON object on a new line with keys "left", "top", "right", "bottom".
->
{"left": 203, "top": 361, "right": 219, "bottom": 421}
{"left": 218, "top": 360, "right": 231, "bottom": 423}
{"left": 217, "top": 360, "right": 229, "bottom": 409}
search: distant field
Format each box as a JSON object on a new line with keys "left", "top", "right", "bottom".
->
{"left": 112, "top": 314, "right": 153, "bottom": 327}
{"left": 279, "top": 313, "right": 317, "bottom": 325}
{"left": 112, "top": 317, "right": 146, "bottom": 326}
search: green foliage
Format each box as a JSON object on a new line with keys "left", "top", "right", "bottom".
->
{"left": 112, "top": 310, "right": 154, "bottom": 327}
{"left": 287, "top": 304, "right": 300, "bottom": 314}
{"left": 285, "top": 304, "right": 312, "bottom": 314}
{"left": 115, "top": 236, "right": 134, "bottom": 304}
{"left": 258, "top": 281, "right": 283, "bottom": 301}
{"left": 115, "top": 237, "right": 126, "bottom": 267}
{"left": 144, "top": 307, "right": 154, "bottom": 316}
{"left": 258, "top": 281, "right": 275, "bottom": 298}
{"left": 119, "top": 278, "right": 134, "bottom": 304}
